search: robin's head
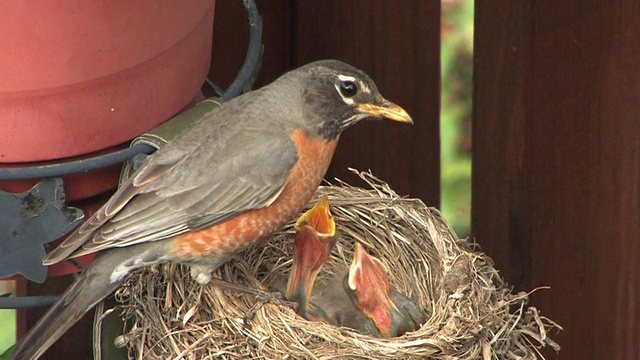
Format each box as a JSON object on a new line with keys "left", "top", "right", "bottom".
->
{"left": 280, "top": 60, "right": 413, "bottom": 140}
{"left": 344, "top": 242, "right": 398, "bottom": 337}
{"left": 286, "top": 194, "right": 336, "bottom": 314}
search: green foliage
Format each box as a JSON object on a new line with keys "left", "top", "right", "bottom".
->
{"left": 0, "top": 290, "right": 15, "bottom": 355}
{"left": 441, "top": 0, "right": 474, "bottom": 237}
{"left": 0, "top": 308, "right": 16, "bottom": 357}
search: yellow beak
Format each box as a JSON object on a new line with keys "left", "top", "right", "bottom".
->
{"left": 295, "top": 194, "right": 335, "bottom": 237}
{"left": 357, "top": 100, "right": 413, "bottom": 124}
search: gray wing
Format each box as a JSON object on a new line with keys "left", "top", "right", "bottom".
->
{"left": 43, "top": 114, "right": 298, "bottom": 265}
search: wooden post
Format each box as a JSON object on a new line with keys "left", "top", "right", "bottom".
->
{"left": 473, "top": 2, "right": 640, "bottom": 358}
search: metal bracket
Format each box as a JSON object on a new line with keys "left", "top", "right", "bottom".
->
{"left": 0, "top": 177, "right": 83, "bottom": 283}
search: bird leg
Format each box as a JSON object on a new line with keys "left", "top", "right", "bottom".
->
{"left": 207, "top": 276, "right": 297, "bottom": 307}
{"left": 206, "top": 276, "right": 299, "bottom": 328}
{"left": 190, "top": 260, "right": 298, "bottom": 310}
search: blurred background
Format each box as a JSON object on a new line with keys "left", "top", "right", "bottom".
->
{"left": 0, "top": 282, "right": 15, "bottom": 355}
{"left": 440, "top": 0, "right": 473, "bottom": 237}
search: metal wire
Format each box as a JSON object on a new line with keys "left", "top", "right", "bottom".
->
{"left": 221, "top": 0, "right": 263, "bottom": 101}
{"left": 0, "top": 144, "right": 156, "bottom": 180}
{"left": 0, "top": 296, "right": 60, "bottom": 309}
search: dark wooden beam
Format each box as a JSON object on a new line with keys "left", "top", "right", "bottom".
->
{"left": 473, "top": 2, "right": 640, "bottom": 358}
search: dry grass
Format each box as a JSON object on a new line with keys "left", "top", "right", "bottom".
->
{"left": 113, "top": 170, "right": 561, "bottom": 359}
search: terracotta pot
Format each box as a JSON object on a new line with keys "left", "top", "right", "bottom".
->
{"left": 0, "top": 0, "right": 215, "bottom": 162}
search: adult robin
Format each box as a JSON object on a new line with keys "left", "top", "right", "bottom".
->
{"left": 9, "top": 60, "right": 412, "bottom": 360}
{"left": 285, "top": 193, "right": 336, "bottom": 321}
{"left": 343, "top": 242, "right": 426, "bottom": 338}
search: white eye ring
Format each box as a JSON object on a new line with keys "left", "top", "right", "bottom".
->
{"left": 339, "top": 81, "right": 358, "bottom": 98}
{"left": 337, "top": 74, "right": 371, "bottom": 95}
{"left": 335, "top": 75, "right": 358, "bottom": 104}
{"left": 337, "top": 74, "right": 357, "bottom": 82}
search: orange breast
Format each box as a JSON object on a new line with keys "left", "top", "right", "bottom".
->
{"left": 169, "top": 129, "right": 338, "bottom": 260}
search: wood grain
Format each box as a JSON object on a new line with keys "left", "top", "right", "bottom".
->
{"left": 473, "top": 2, "right": 640, "bottom": 358}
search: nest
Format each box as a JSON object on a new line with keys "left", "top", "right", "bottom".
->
{"left": 115, "top": 170, "right": 561, "bottom": 359}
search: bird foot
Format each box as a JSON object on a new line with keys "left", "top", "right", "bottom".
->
{"left": 189, "top": 265, "right": 214, "bottom": 285}
{"left": 205, "top": 277, "right": 299, "bottom": 328}
{"left": 243, "top": 291, "right": 299, "bottom": 328}
{"left": 207, "top": 277, "right": 298, "bottom": 309}
{"left": 256, "top": 290, "right": 299, "bottom": 310}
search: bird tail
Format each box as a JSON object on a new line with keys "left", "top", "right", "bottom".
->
{"left": 8, "top": 243, "right": 160, "bottom": 360}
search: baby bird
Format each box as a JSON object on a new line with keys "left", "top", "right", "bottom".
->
{"left": 343, "top": 242, "right": 427, "bottom": 337}
{"left": 285, "top": 194, "right": 336, "bottom": 321}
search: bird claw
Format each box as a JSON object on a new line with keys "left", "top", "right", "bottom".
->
{"left": 242, "top": 291, "right": 299, "bottom": 329}
{"left": 206, "top": 277, "right": 299, "bottom": 326}
{"left": 257, "top": 290, "right": 299, "bottom": 311}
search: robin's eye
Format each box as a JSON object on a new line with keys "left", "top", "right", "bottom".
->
{"left": 339, "top": 81, "right": 358, "bottom": 98}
